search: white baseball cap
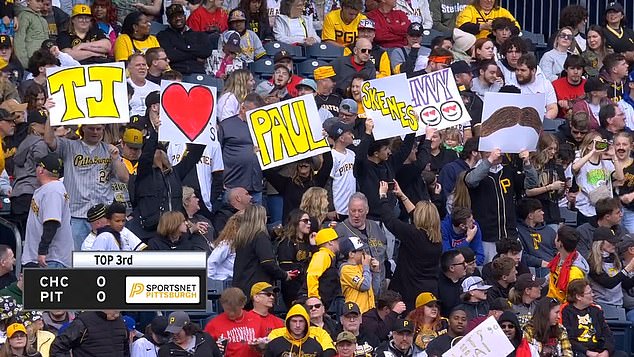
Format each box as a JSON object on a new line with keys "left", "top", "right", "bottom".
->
{"left": 461, "top": 276, "right": 492, "bottom": 293}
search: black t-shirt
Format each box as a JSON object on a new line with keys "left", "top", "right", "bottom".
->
{"left": 619, "top": 161, "right": 634, "bottom": 211}
{"left": 602, "top": 26, "right": 634, "bottom": 54}
{"left": 315, "top": 93, "right": 341, "bottom": 117}
{"left": 57, "top": 28, "right": 109, "bottom": 64}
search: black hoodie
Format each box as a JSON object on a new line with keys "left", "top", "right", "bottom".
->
{"left": 498, "top": 311, "right": 523, "bottom": 356}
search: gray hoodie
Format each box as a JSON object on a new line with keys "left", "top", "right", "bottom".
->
{"left": 10, "top": 134, "right": 49, "bottom": 198}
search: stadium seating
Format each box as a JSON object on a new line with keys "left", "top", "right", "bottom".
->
{"left": 306, "top": 42, "right": 344, "bottom": 60}
{"left": 602, "top": 304, "right": 633, "bottom": 356}
{"left": 296, "top": 59, "right": 329, "bottom": 78}
{"left": 150, "top": 22, "right": 167, "bottom": 36}
{"left": 182, "top": 74, "right": 225, "bottom": 93}
{"left": 421, "top": 28, "right": 450, "bottom": 47}
{"left": 249, "top": 58, "right": 276, "bottom": 79}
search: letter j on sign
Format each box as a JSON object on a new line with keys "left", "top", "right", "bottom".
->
{"left": 46, "top": 62, "right": 129, "bottom": 126}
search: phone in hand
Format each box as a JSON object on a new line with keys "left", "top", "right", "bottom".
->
{"left": 387, "top": 181, "right": 395, "bottom": 191}
{"left": 594, "top": 140, "right": 609, "bottom": 151}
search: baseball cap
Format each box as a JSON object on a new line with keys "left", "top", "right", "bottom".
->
{"left": 358, "top": 18, "right": 375, "bottom": 30}
{"left": 223, "top": 31, "right": 242, "bottom": 54}
{"left": 456, "top": 246, "right": 476, "bottom": 264}
{"left": 250, "top": 282, "right": 280, "bottom": 298}
{"left": 150, "top": 316, "right": 170, "bottom": 337}
{"left": 339, "top": 98, "right": 358, "bottom": 114}
{"left": 28, "top": 109, "right": 48, "bottom": 125}
{"left": 274, "top": 50, "right": 292, "bottom": 63}
{"left": 0, "top": 99, "right": 27, "bottom": 114}
{"left": 618, "top": 234, "right": 634, "bottom": 256}
{"left": 407, "top": 22, "right": 423, "bottom": 37}
{"left": 229, "top": 9, "right": 246, "bottom": 22}
{"left": 166, "top": 4, "right": 185, "bottom": 18}
{"left": 122, "top": 316, "right": 136, "bottom": 332}
{"left": 314, "top": 228, "right": 338, "bottom": 245}
{"left": 628, "top": 70, "right": 634, "bottom": 83}
{"left": 71, "top": 4, "right": 91, "bottom": 17}
{"left": 145, "top": 91, "right": 161, "bottom": 107}
{"left": 0, "top": 35, "right": 11, "bottom": 49}
{"left": 122, "top": 128, "right": 144, "bottom": 149}
{"left": 392, "top": 319, "right": 414, "bottom": 333}
{"left": 606, "top": 2, "right": 624, "bottom": 13}
{"left": 87, "top": 203, "right": 107, "bottom": 222}
{"left": 0, "top": 108, "right": 12, "bottom": 121}
{"left": 37, "top": 152, "right": 63, "bottom": 176}
{"left": 41, "top": 39, "right": 56, "bottom": 50}
{"left": 296, "top": 78, "right": 317, "bottom": 92}
{"left": 584, "top": 77, "right": 608, "bottom": 93}
{"left": 461, "top": 276, "right": 492, "bottom": 293}
{"left": 593, "top": 226, "right": 620, "bottom": 244}
{"left": 342, "top": 301, "right": 361, "bottom": 316}
{"left": 6, "top": 323, "right": 26, "bottom": 338}
{"left": 129, "top": 115, "right": 148, "bottom": 129}
{"left": 514, "top": 273, "right": 546, "bottom": 292}
{"left": 450, "top": 60, "right": 472, "bottom": 75}
{"left": 314, "top": 66, "right": 336, "bottom": 80}
{"left": 325, "top": 121, "right": 354, "bottom": 141}
{"left": 339, "top": 236, "right": 367, "bottom": 256}
{"left": 489, "top": 297, "right": 511, "bottom": 311}
{"left": 336, "top": 331, "right": 357, "bottom": 344}
{"left": 165, "top": 311, "right": 191, "bottom": 333}
{"left": 415, "top": 292, "right": 439, "bottom": 309}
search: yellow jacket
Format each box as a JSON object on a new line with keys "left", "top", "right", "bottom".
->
{"left": 267, "top": 305, "right": 335, "bottom": 353}
{"left": 340, "top": 262, "right": 375, "bottom": 313}
{"left": 547, "top": 264, "right": 585, "bottom": 303}
{"left": 455, "top": 5, "right": 520, "bottom": 39}
{"left": 306, "top": 247, "right": 335, "bottom": 299}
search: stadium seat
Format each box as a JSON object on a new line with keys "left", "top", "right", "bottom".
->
{"left": 543, "top": 118, "right": 565, "bottom": 132}
{"left": 559, "top": 207, "right": 577, "bottom": 227}
{"left": 249, "top": 58, "right": 276, "bottom": 79}
{"left": 421, "top": 28, "right": 450, "bottom": 47}
{"left": 296, "top": 59, "right": 328, "bottom": 78}
{"left": 263, "top": 41, "right": 293, "bottom": 57}
{"left": 520, "top": 30, "right": 547, "bottom": 50}
{"left": 306, "top": 43, "right": 343, "bottom": 60}
{"left": 150, "top": 22, "right": 167, "bottom": 36}
{"left": 602, "top": 305, "right": 633, "bottom": 356}
{"left": 182, "top": 74, "right": 224, "bottom": 93}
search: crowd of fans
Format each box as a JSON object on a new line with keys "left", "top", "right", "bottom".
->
{"left": 0, "top": 0, "right": 629, "bottom": 355}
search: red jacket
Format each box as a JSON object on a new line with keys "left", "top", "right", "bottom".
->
{"left": 366, "top": 9, "right": 410, "bottom": 48}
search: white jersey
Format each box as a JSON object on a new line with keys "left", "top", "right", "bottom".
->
{"left": 168, "top": 141, "right": 224, "bottom": 211}
{"left": 128, "top": 79, "right": 161, "bottom": 116}
{"left": 82, "top": 227, "right": 147, "bottom": 251}
{"left": 330, "top": 148, "right": 356, "bottom": 215}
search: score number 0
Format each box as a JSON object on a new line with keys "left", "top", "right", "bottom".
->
{"left": 97, "top": 276, "right": 106, "bottom": 303}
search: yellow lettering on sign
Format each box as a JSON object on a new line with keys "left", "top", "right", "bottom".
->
{"left": 361, "top": 81, "right": 418, "bottom": 131}
{"left": 47, "top": 65, "right": 124, "bottom": 122}
{"left": 250, "top": 99, "right": 329, "bottom": 166}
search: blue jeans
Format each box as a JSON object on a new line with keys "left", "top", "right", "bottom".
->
{"left": 45, "top": 261, "right": 67, "bottom": 268}
{"left": 70, "top": 217, "right": 91, "bottom": 251}
{"left": 266, "top": 194, "right": 283, "bottom": 225}
{"left": 623, "top": 208, "right": 634, "bottom": 234}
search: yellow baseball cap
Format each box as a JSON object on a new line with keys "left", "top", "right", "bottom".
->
{"left": 314, "top": 66, "right": 336, "bottom": 80}
{"left": 122, "top": 128, "right": 144, "bottom": 149}
{"left": 415, "top": 292, "right": 438, "bottom": 309}
{"left": 250, "top": 282, "right": 279, "bottom": 298}
{"left": 71, "top": 4, "right": 91, "bottom": 17}
{"left": 314, "top": 228, "right": 338, "bottom": 245}
{"left": 7, "top": 323, "right": 26, "bottom": 338}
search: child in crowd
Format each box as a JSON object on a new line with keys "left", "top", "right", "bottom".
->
{"left": 339, "top": 236, "right": 379, "bottom": 314}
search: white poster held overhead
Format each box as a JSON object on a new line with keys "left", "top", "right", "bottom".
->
{"left": 478, "top": 92, "right": 545, "bottom": 153}
{"left": 443, "top": 316, "right": 515, "bottom": 357}
{"left": 46, "top": 62, "right": 129, "bottom": 126}
{"left": 361, "top": 69, "right": 472, "bottom": 140}
{"left": 159, "top": 80, "right": 218, "bottom": 146}
{"left": 247, "top": 94, "right": 330, "bottom": 170}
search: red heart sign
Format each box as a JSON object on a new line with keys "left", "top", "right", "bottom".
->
{"left": 162, "top": 83, "right": 215, "bottom": 141}
{"left": 443, "top": 105, "right": 456, "bottom": 113}
{"left": 423, "top": 110, "right": 436, "bottom": 117}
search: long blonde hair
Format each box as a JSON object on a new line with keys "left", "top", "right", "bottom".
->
{"left": 588, "top": 240, "right": 622, "bottom": 275}
{"left": 216, "top": 212, "right": 242, "bottom": 248}
{"left": 232, "top": 205, "right": 268, "bottom": 249}
{"left": 579, "top": 131, "right": 602, "bottom": 157}
{"left": 452, "top": 171, "right": 471, "bottom": 210}
{"left": 300, "top": 187, "right": 329, "bottom": 225}
{"left": 412, "top": 201, "right": 441, "bottom": 244}
{"left": 222, "top": 69, "right": 252, "bottom": 103}
{"left": 530, "top": 133, "right": 558, "bottom": 171}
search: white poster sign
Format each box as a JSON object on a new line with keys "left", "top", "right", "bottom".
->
{"left": 443, "top": 316, "right": 515, "bottom": 357}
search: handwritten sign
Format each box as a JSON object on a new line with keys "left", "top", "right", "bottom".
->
{"left": 443, "top": 316, "right": 514, "bottom": 357}
{"left": 47, "top": 62, "right": 128, "bottom": 126}
{"left": 159, "top": 80, "right": 218, "bottom": 146}
{"left": 361, "top": 69, "right": 472, "bottom": 140}
{"left": 478, "top": 92, "right": 545, "bottom": 153}
{"left": 247, "top": 94, "right": 330, "bottom": 170}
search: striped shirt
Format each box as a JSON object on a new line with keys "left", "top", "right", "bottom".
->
{"left": 55, "top": 138, "right": 114, "bottom": 218}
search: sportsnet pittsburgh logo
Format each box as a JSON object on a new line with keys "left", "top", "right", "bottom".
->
{"left": 125, "top": 277, "right": 200, "bottom": 304}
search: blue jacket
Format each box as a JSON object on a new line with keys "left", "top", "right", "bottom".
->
{"left": 438, "top": 159, "right": 470, "bottom": 198}
{"left": 440, "top": 214, "right": 484, "bottom": 265}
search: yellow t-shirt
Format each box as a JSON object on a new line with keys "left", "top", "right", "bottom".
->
{"left": 340, "top": 263, "right": 375, "bottom": 313}
{"left": 455, "top": 5, "right": 520, "bottom": 39}
{"left": 321, "top": 10, "right": 366, "bottom": 46}
{"left": 113, "top": 34, "right": 161, "bottom": 61}
{"left": 547, "top": 264, "right": 585, "bottom": 303}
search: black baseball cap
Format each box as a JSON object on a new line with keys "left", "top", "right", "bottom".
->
{"left": 274, "top": 50, "right": 292, "bottom": 63}
{"left": 450, "top": 60, "right": 472, "bottom": 75}
{"left": 606, "top": 2, "right": 624, "bottom": 13}
{"left": 342, "top": 302, "right": 361, "bottom": 316}
{"left": 392, "top": 319, "right": 414, "bottom": 333}
{"left": 166, "top": 4, "right": 185, "bottom": 18}
{"left": 593, "top": 226, "right": 620, "bottom": 244}
{"left": 38, "top": 152, "right": 63, "bottom": 176}
{"left": 584, "top": 77, "right": 608, "bottom": 93}
{"left": 0, "top": 35, "right": 11, "bottom": 49}
{"left": 41, "top": 39, "right": 56, "bottom": 50}
{"left": 27, "top": 109, "right": 48, "bottom": 125}
{"left": 407, "top": 22, "right": 422, "bottom": 37}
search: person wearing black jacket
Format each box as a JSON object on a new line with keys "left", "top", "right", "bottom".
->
{"left": 128, "top": 129, "right": 204, "bottom": 240}
{"left": 354, "top": 119, "right": 415, "bottom": 221}
{"left": 51, "top": 310, "right": 129, "bottom": 357}
{"left": 562, "top": 279, "right": 625, "bottom": 357}
{"left": 395, "top": 128, "right": 433, "bottom": 206}
{"left": 361, "top": 290, "right": 406, "bottom": 342}
{"left": 379, "top": 181, "right": 443, "bottom": 310}
{"left": 159, "top": 311, "right": 221, "bottom": 357}
{"left": 264, "top": 152, "right": 332, "bottom": 223}
{"left": 331, "top": 38, "right": 377, "bottom": 96}
{"left": 156, "top": 4, "right": 212, "bottom": 75}
{"left": 437, "top": 250, "right": 468, "bottom": 317}
{"left": 147, "top": 211, "right": 211, "bottom": 253}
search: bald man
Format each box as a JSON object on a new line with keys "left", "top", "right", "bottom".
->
{"left": 331, "top": 38, "right": 377, "bottom": 96}
{"left": 212, "top": 187, "right": 252, "bottom": 233}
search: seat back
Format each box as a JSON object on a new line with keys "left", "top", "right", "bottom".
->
{"left": 306, "top": 43, "right": 344, "bottom": 59}
{"left": 182, "top": 74, "right": 225, "bottom": 93}
{"left": 249, "top": 58, "right": 276, "bottom": 79}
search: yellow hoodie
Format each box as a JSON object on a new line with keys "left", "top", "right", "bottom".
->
{"left": 267, "top": 305, "right": 335, "bottom": 356}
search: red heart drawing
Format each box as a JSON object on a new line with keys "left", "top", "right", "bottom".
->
{"left": 162, "top": 83, "right": 215, "bottom": 142}
{"left": 423, "top": 110, "right": 436, "bottom": 117}
{"left": 443, "top": 105, "right": 456, "bottom": 112}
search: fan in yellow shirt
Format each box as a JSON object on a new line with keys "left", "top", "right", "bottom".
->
{"left": 455, "top": 0, "right": 520, "bottom": 39}
{"left": 321, "top": 0, "right": 366, "bottom": 47}
{"left": 114, "top": 13, "right": 161, "bottom": 61}
{"left": 339, "top": 236, "right": 378, "bottom": 313}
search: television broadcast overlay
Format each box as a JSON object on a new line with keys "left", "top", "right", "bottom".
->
{"left": 22, "top": 251, "right": 207, "bottom": 311}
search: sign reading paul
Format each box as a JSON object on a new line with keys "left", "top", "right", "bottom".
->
{"left": 46, "top": 62, "right": 129, "bottom": 126}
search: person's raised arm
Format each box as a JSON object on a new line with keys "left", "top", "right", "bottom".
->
{"left": 465, "top": 148, "right": 500, "bottom": 188}
{"left": 388, "top": 133, "right": 415, "bottom": 173}
{"left": 109, "top": 144, "right": 129, "bottom": 183}
{"left": 44, "top": 116, "right": 57, "bottom": 151}
{"left": 571, "top": 148, "right": 596, "bottom": 174}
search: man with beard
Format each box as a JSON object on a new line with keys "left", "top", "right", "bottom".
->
{"left": 552, "top": 55, "right": 586, "bottom": 119}
{"left": 515, "top": 53, "right": 558, "bottom": 119}
{"left": 471, "top": 60, "right": 502, "bottom": 100}
{"left": 374, "top": 319, "right": 415, "bottom": 357}
{"left": 157, "top": 4, "right": 212, "bottom": 75}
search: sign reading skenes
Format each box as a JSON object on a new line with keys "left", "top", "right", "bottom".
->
{"left": 125, "top": 276, "right": 200, "bottom": 304}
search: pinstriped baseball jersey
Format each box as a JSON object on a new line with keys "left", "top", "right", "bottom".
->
{"left": 55, "top": 138, "right": 114, "bottom": 218}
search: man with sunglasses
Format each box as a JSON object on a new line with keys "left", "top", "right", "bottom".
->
{"left": 245, "top": 282, "right": 283, "bottom": 351}
{"left": 437, "top": 250, "right": 467, "bottom": 316}
{"left": 331, "top": 37, "right": 376, "bottom": 96}
{"left": 557, "top": 111, "right": 590, "bottom": 151}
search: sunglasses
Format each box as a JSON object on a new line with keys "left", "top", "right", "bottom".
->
{"left": 500, "top": 323, "right": 515, "bottom": 329}
{"left": 559, "top": 34, "right": 573, "bottom": 40}
{"left": 307, "top": 303, "right": 322, "bottom": 310}
{"left": 358, "top": 48, "right": 371, "bottom": 54}
{"left": 258, "top": 292, "right": 275, "bottom": 297}
{"left": 299, "top": 218, "right": 311, "bottom": 224}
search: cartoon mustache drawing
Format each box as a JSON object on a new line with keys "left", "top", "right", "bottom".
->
{"left": 480, "top": 106, "right": 542, "bottom": 137}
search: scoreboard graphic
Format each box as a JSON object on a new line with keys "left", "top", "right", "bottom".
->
{"left": 23, "top": 251, "right": 207, "bottom": 311}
